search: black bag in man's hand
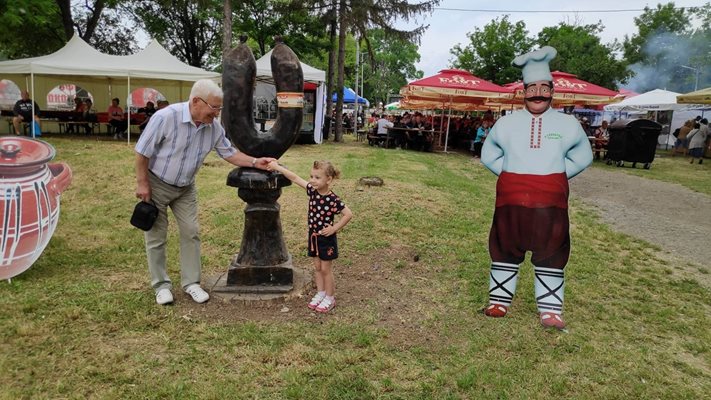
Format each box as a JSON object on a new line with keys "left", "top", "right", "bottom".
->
{"left": 130, "top": 201, "right": 159, "bottom": 231}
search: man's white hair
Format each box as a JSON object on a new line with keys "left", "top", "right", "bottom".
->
{"left": 189, "top": 79, "right": 223, "bottom": 101}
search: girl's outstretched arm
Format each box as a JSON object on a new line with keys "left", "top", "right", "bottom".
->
{"left": 268, "top": 160, "right": 308, "bottom": 189}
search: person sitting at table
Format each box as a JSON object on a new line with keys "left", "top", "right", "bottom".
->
{"left": 400, "top": 112, "right": 412, "bottom": 128}
{"left": 593, "top": 120, "right": 609, "bottom": 160}
{"left": 107, "top": 97, "right": 128, "bottom": 139}
{"left": 138, "top": 101, "right": 157, "bottom": 132}
{"left": 65, "top": 97, "right": 87, "bottom": 134}
{"left": 376, "top": 114, "right": 393, "bottom": 136}
{"left": 12, "top": 90, "right": 41, "bottom": 136}
{"left": 409, "top": 112, "right": 434, "bottom": 152}
{"left": 81, "top": 98, "right": 98, "bottom": 135}
{"left": 368, "top": 112, "right": 377, "bottom": 131}
{"left": 388, "top": 114, "right": 409, "bottom": 149}
{"left": 373, "top": 114, "right": 394, "bottom": 147}
{"left": 472, "top": 119, "right": 491, "bottom": 158}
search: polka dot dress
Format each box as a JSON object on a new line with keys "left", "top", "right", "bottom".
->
{"left": 306, "top": 183, "right": 345, "bottom": 233}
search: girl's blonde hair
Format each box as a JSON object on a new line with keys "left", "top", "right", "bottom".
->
{"left": 313, "top": 160, "right": 341, "bottom": 179}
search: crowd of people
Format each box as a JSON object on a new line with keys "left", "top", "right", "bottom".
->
{"left": 367, "top": 111, "right": 435, "bottom": 151}
{"left": 9, "top": 91, "right": 168, "bottom": 138}
{"left": 361, "top": 110, "right": 501, "bottom": 154}
{"left": 672, "top": 116, "right": 710, "bottom": 164}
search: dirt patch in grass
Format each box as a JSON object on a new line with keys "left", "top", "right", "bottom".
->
{"left": 179, "top": 242, "right": 451, "bottom": 347}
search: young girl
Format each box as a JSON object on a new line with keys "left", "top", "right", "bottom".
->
{"left": 268, "top": 160, "right": 353, "bottom": 313}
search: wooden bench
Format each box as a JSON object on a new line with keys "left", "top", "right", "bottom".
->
{"left": 356, "top": 129, "right": 367, "bottom": 142}
{"left": 96, "top": 112, "right": 147, "bottom": 135}
{"left": 367, "top": 134, "right": 394, "bottom": 148}
{"left": 58, "top": 121, "right": 98, "bottom": 134}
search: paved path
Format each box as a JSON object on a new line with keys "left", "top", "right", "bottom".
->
{"left": 569, "top": 167, "right": 711, "bottom": 268}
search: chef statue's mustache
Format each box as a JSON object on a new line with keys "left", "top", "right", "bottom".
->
{"left": 525, "top": 96, "right": 552, "bottom": 102}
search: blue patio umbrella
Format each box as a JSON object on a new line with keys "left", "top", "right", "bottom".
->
{"left": 332, "top": 86, "right": 368, "bottom": 105}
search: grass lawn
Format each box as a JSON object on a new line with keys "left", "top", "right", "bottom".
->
{"left": 592, "top": 148, "right": 711, "bottom": 196}
{"left": 1, "top": 136, "right": 709, "bottom": 399}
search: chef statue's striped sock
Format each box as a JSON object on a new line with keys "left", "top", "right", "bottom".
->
{"left": 485, "top": 262, "right": 520, "bottom": 317}
{"left": 534, "top": 266, "right": 566, "bottom": 329}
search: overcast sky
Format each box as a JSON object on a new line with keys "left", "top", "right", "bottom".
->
{"left": 399, "top": 0, "right": 705, "bottom": 78}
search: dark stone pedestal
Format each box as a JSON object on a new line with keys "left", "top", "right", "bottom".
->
{"left": 224, "top": 168, "right": 293, "bottom": 293}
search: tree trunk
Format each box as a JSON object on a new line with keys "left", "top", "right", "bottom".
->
{"left": 223, "top": 0, "right": 232, "bottom": 55}
{"left": 334, "top": 0, "right": 347, "bottom": 142}
{"left": 55, "top": 0, "right": 74, "bottom": 40}
{"left": 324, "top": 6, "right": 337, "bottom": 140}
{"left": 83, "top": 0, "right": 106, "bottom": 41}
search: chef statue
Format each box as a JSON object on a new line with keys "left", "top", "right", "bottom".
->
{"left": 480, "top": 46, "right": 593, "bottom": 330}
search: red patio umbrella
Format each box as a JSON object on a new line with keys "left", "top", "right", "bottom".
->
{"left": 399, "top": 69, "right": 513, "bottom": 151}
{"left": 400, "top": 68, "right": 512, "bottom": 101}
{"left": 504, "top": 70, "right": 620, "bottom": 106}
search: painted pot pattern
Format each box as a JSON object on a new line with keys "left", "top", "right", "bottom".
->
{"left": 0, "top": 137, "right": 72, "bottom": 280}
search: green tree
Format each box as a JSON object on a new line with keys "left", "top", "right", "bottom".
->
{"left": 450, "top": 15, "right": 534, "bottom": 85}
{"left": 80, "top": 5, "right": 139, "bottom": 55}
{"left": 330, "top": 0, "right": 438, "bottom": 141}
{"left": 361, "top": 28, "right": 422, "bottom": 106}
{"left": 0, "top": 0, "right": 134, "bottom": 59}
{"left": 622, "top": 2, "right": 690, "bottom": 65}
{"left": 536, "top": 23, "right": 630, "bottom": 90}
{"left": 0, "top": 0, "right": 64, "bottom": 59}
{"left": 127, "top": 0, "right": 223, "bottom": 68}
{"left": 622, "top": 2, "right": 709, "bottom": 92}
{"left": 229, "top": 0, "right": 328, "bottom": 59}
{"left": 685, "top": 3, "right": 711, "bottom": 90}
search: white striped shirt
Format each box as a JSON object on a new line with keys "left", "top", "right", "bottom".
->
{"left": 135, "top": 102, "right": 237, "bottom": 187}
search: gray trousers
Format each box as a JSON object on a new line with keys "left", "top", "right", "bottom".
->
{"left": 145, "top": 173, "right": 201, "bottom": 292}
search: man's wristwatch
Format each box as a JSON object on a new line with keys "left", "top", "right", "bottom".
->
{"left": 251, "top": 158, "right": 257, "bottom": 167}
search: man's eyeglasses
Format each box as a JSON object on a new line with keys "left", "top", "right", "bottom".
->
{"left": 524, "top": 84, "right": 552, "bottom": 96}
{"left": 198, "top": 97, "right": 223, "bottom": 112}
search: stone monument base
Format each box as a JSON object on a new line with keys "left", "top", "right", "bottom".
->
{"left": 206, "top": 267, "right": 312, "bottom": 305}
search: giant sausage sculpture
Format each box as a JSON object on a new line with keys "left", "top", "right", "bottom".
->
{"left": 222, "top": 36, "right": 303, "bottom": 159}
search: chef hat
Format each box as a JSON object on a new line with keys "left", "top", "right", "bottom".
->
{"left": 512, "top": 46, "right": 557, "bottom": 84}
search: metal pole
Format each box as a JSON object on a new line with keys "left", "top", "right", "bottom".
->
{"left": 30, "top": 72, "right": 35, "bottom": 138}
{"left": 360, "top": 53, "right": 364, "bottom": 108}
{"left": 127, "top": 73, "right": 131, "bottom": 143}
{"left": 354, "top": 37, "right": 359, "bottom": 131}
{"left": 444, "top": 99, "right": 452, "bottom": 153}
{"left": 680, "top": 65, "right": 699, "bottom": 91}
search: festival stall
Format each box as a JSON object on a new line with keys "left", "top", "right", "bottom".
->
{"left": 0, "top": 34, "right": 219, "bottom": 138}
{"left": 332, "top": 86, "right": 368, "bottom": 105}
{"left": 605, "top": 88, "right": 709, "bottom": 148}
{"left": 677, "top": 87, "right": 711, "bottom": 105}
{"left": 254, "top": 50, "right": 326, "bottom": 144}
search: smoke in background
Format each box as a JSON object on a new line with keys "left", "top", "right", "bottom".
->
{"left": 623, "top": 31, "right": 709, "bottom": 93}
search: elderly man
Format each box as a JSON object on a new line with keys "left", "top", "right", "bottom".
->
{"left": 12, "top": 90, "right": 41, "bottom": 135}
{"left": 135, "top": 79, "right": 274, "bottom": 305}
{"left": 481, "top": 46, "right": 593, "bottom": 330}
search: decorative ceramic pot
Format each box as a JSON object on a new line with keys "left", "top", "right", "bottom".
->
{"left": 0, "top": 137, "right": 72, "bottom": 280}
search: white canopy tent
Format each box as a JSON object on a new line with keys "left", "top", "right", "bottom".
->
{"left": 0, "top": 34, "right": 219, "bottom": 139}
{"left": 604, "top": 88, "right": 708, "bottom": 149}
{"left": 604, "top": 89, "right": 706, "bottom": 112}
{"left": 255, "top": 49, "right": 326, "bottom": 84}
{"left": 254, "top": 50, "right": 326, "bottom": 144}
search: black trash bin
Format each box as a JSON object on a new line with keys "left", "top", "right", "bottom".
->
{"left": 606, "top": 118, "right": 662, "bottom": 169}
